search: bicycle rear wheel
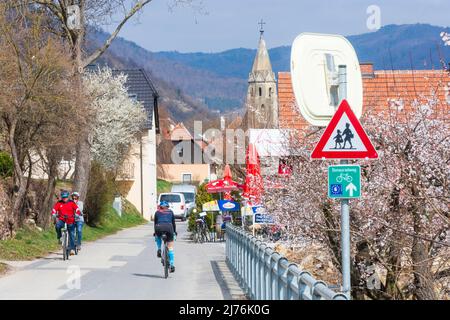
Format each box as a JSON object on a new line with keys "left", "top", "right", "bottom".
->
{"left": 164, "top": 244, "right": 169, "bottom": 279}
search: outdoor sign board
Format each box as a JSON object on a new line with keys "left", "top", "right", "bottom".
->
{"left": 202, "top": 200, "right": 219, "bottom": 212}
{"left": 241, "top": 206, "right": 253, "bottom": 216}
{"left": 254, "top": 214, "right": 275, "bottom": 224}
{"left": 218, "top": 200, "right": 240, "bottom": 212}
{"left": 328, "top": 165, "right": 361, "bottom": 199}
{"left": 251, "top": 206, "right": 267, "bottom": 214}
{"left": 311, "top": 100, "right": 378, "bottom": 160}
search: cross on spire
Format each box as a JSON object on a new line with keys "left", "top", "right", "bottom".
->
{"left": 258, "top": 19, "right": 266, "bottom": 37}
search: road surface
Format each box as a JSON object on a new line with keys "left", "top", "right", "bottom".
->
{"left": 0, "top": 222, "right": 244, "bottom": 300}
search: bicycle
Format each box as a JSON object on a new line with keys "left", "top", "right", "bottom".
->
{"left": 336, "top": 173, "right": 353, "bottom": 183}
{"left": 61, "top": 215, "right": 77, "bottom": 261}
{"left": 194, "top": 218, "right": 210, "bottom": 243}
{"left": 160, "top": 233, "right": 170, "bottom": 279}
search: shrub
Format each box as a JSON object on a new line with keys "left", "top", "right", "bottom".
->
{"left": 84, "top": 162, "right": 116, "bottom": 226}
{"left": 0, "top": 151, "right": 13, "bottom": 178}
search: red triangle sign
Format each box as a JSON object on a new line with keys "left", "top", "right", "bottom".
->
{"left": 311, "top": 100, "right": 378, "bottom": 160}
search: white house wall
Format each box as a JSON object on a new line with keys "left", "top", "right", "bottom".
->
{"left": 125, "top": 126, "right": 157, "bottom": 221}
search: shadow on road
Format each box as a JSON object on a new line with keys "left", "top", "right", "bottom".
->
{"left": 211, "top": 260, "right": 247, "bottom": 300}
{"left": 132, "top": 273, "right": 165, "bottom": 279}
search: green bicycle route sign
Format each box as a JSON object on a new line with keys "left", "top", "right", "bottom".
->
{"left": 328, "top": 165, "right": 361, "bottom": 199}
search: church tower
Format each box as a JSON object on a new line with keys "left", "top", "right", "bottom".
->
{"left": 244, "top": 23, "right": 278, "bottom": 129}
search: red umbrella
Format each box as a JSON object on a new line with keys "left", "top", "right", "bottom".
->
{"left": 242, "top": 144, "right": 264, "bottom": 206}
{"left": 206, "top": 164, "right": 242, "bottom": 194}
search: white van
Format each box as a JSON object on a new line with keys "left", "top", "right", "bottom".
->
{"left": 158, "top": 192, "right": 188, "bottom": 221}
{"left": 170, "top": 185, "right": 197, "bottom": 216}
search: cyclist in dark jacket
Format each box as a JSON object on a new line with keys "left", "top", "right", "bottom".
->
{"left": 154, "top": 201, "right": 177, "bottom": 272}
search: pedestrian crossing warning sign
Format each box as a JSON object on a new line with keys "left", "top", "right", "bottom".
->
{"left": 311, "top": 100, "right": 378, "bottom": 160}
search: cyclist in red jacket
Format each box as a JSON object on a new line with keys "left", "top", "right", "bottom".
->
{"left": 51, "top": 190, "right": 81, "bottom": 255}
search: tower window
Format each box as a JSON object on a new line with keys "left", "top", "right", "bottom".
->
{"left": 250, "top": 88, "right": 254, "bottom": 97}
{"left": 261, "top": 104, "right": 265, "bottom": 113}
{"left": 259, "top": 87, "right": 262, "bottom": 97}
{"left": 269, "top": 87, "right": 272, "bottom": 97}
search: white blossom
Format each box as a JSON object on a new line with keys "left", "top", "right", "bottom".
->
{"left": 83, "top": 67, "right": 146, "bottom": 170}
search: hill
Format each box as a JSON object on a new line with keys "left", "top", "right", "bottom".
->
{"left": 90, "top": 24, "right": 450, "bottom": 116}
{"left": 86, "top": 31, "right": 215, "bottom": 127}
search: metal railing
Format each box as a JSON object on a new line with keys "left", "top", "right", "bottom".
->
{"left": 117, "top": 162, "right": 135, "bottom": 180}
{"left": 225, "top": 223, "right": 348, "bottom": 300}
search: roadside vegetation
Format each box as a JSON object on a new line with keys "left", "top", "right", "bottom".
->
{"left": 0, "top": 200, "right": 145, "bottom": 261}
{"left": 0, "top": 262, "right": 8, "bottom": 275}
{"left": 157, "top": 179, "right": 173, "bottom": 194}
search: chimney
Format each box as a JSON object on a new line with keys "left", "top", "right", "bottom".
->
{"left": 360, "top": 62, "right": 375, "bottom": 79}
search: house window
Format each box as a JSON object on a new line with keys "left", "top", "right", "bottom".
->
{"left": 182, "top": 173, "right": 192, "bottom": 184}
{"left": 177, "top": 142, "right": 183, "bottom": 157}
{"left": 259, "top": 87, "right": 262, "bottom": 97}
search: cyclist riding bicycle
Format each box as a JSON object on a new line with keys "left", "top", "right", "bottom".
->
{"left": 154, "top": 201, "right": 177, "bottom": 273}
{"left": 51, "top": 190, "right": 81, "bottom": 256}
{"left": 71, "top": 192, "right": 84, "bottom": 251}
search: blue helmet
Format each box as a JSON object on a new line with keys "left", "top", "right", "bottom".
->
{"left": 60, "top": 190, "right": 70, "bottom": 198}
{"left": 159, "top": 201, "right": 169, "bottom": 208}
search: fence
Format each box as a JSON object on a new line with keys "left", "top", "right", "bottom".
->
{"left": 225, "top": 223, "right": 348, "bottom": 300}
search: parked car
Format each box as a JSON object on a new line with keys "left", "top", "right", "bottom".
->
{"left": 171, "top": 185, "right": 197, "bottom": 216}
{"left": 158, "top": 192, "right": 188, "bottom": 221}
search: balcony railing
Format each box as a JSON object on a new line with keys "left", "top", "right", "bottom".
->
{"left": 117, "top": 162, "right": 135, "bottom": 180}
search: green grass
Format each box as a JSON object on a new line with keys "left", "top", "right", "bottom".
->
{"left": 0, "top": 262, "right": 10, "bottom": 275}
{"left": 157, "top": 179, "right": 172, "bottom": 194}
{"left": 0, "top": 200, "right": 146, "bottom": 261}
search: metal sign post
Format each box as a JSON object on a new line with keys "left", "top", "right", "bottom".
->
{"left": 338, "top": 65, "right": 351, "bottom": 299}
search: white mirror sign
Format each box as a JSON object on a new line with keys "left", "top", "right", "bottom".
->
{"left": 291, "top": 33, "right": 363, "bottom": 127}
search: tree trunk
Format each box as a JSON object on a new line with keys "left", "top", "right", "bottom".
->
{"left": 411, "top": 208, "right": 437, "bottom": 300}
{"left": 6, "top": 116, "right": 27, "bottom": 227}
{"left": 385, "top": 186, "right": 403, "bottom": 299}
{"left": 73, "top": 135, "right": 91, "bottom": 202}
{"left": 72, "top": 23, "right": 91, "bottom": 203}
{"left": 37, "top": 149, "right": 59, "bottom": 229}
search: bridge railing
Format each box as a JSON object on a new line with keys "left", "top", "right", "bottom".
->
{"left": 225, "top": 223, "right": 348, "bottom": 300}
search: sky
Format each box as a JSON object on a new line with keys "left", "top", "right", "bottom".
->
{"left": 105, "top": 0, "right": 450, "bottom": 53}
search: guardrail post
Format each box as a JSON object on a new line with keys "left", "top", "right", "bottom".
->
{"left": 254, "top": 239, "right": 260, "bottom": 300}
{"left": 277, "top": 257, "right": 288, "bottom": 300}
{"left": 298, "top": 271, "right": 311, "bottom": 300}
{"left": 286, "top": 264, "right": 297, "bottom": 300}
{"left": 258, "top": 244, "right": 266, "bottom": 300}
{"left": 264, "top": 247, "right": 272, "bottom": 300}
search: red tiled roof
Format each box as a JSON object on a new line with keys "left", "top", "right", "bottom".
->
{"left": 170, "top": 123, "right": 193, "bottom": 141}
{"left": 278, "top": 68, "right": 450, "bottom": 130}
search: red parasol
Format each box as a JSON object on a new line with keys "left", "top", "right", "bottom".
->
{"left": 242, "top": 143, "right": 264, "bottom": 206}
{"left": 206, "top": 164, "right": 242, "bottom": 194}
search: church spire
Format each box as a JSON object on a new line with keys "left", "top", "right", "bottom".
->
{"left": 250, "top": 21, "right": 275, "bottom": 83}
{"left": 244, "top": 22, "right": 279, "bottom": 130}
{"left": 251, "top": 33, "right": 274, "bottom": 75}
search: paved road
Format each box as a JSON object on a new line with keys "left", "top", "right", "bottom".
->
{"left": 0, "top": 222, "right": 244, "bottom": 300}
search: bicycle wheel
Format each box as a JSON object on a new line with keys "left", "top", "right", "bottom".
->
{"left": 202, "top": 227, "right": 210, "bottom": 242}
{"left": 62, "top": 231, "right": 67, "bottom": 261}
{"left": 164, "top": 244, "right": 169, "bottom": 279}
{"left": 65, "top": 231, "right": 70, "bottom": 260}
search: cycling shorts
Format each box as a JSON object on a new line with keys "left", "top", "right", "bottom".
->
{"left": 155, "top": 223, "right": 174, "bottom": 242}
